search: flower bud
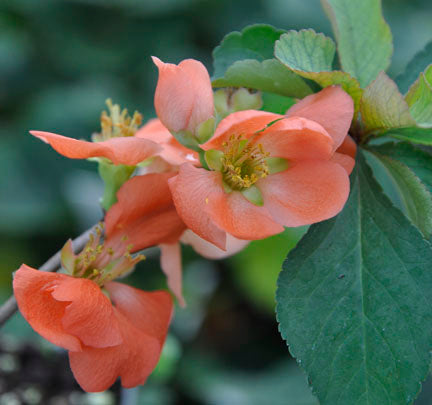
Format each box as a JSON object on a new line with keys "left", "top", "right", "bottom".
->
{"left": 214, "top": 88, "right": 263, "bottom": 119}
{"left": 152, "top": 57, "right": 214, "bottom": 144}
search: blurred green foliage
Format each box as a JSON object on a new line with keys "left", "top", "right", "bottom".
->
{"left": 1, "top": 0, "right": 431, "bottom": 403}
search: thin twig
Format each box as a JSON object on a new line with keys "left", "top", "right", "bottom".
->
{"left": 0, "top": 224, "right": 97, "bottom": 328}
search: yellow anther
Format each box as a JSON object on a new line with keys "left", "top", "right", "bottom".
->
{"left": 220, "top": 135, "right": 269, "bottom": 190}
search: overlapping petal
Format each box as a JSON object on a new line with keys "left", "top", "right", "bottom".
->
{"left": 69, "top": 283, "right": 172, "bottom": 392}
{"left": 135, "top": 118, "right": 199, "bottom": 167}
{"left": 258, "top": 161, "right": 350, "bottom": 227}
{"left": 105, "top": 173, "right": 186, "bottom": 252}
{"left": 285, "top": 86, "right": 354, "bottom": 150}
{"left": 153, "top": 57, "right": 214, "bottom": 134}
{"left": 168, "top": 163, "right": 227, "bottom": 250}
{"left": 201, "top": 110, "right": 280, "bottom": 151}
{"left": 256, "top": 116, "right": 334, "bottom": 161}
{"left": 207, "top": 191, "right": 284, "bottom": 240}
{"left": 30, "top": 131, "right": 161, "bottom": 166}
{"left": 160, "top": 243, "right": 184, "bottom": 307}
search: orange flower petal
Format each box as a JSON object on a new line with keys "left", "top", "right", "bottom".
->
{"left": 207, "top": 191, "right": 284, "bottom": 240}
{"left": 257, "top": 116, "right": 333, "bottom": 161}
{"left": 106, "top": 282, "right": 173, "bottom": 344}
{"left": 51, "top": 277, "right": 122, "bottom": 349}
{"left": 105, "top": 173, "right": 186, "bottom": 252}
{"left": 69, "top": 310, "right": 160, "bottom": 392}
{"left": 30, "top": 131, "right": 161, "bottom": 166}
{"left": 336, "top": 135, "right": 357, "bottom": 159}
{"left": 181, "top": 229, "right": 250, "bottom": 259}
{"left": 153, "top": 57, "right": 214, "bottom": 134}
{"left": 136, "top": 118, "right": 199, "bottom": 166}
{"left": 13, "top": 265, "right": 82, "bottom": 351}
{"left": 286, "top": 86, "right": 354, "bottom": 150}
{"left": 169, "top": 163, "right": 227, "bottom": 249}
{"left": 331, "top": 152, "right": 355, "bottom": 175}
{"left": 69, "top": 284, "right": 173, "bottom": 392}
{"left": 202, "top": 110, "right": 280, "bottom": 151}
{"left": 160, "top": 243, "right": 185, "bottom": 307}
{"left": 259, "top": 160, "right": 350, "bottom": 227}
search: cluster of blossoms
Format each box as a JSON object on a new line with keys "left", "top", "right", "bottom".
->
{"left": 14, "top": 57, "right": 355, "bottom": 392}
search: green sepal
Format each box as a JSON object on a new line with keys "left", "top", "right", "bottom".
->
{"left": 204, "top": 149, "right": 224, "bottom": 171}
{"left": 222, "top": 180, "right": 233, "bottom": 193}
{"left": 196, "top": 117, "right": 216, "bottom": 144}
{"left": 98, "top": 161, "right": 135, "bottom": 211}
{"left": 266, "top": 157, "right": 289, "bottom": 174}
{"left": 60, "top": 239, "right": 75, "bottom": 274}
{"left": 172, "top": 130, "right": 201, "bottom": 151}
{"left": 241, "top": 185, "right": 264, "bottom": 206}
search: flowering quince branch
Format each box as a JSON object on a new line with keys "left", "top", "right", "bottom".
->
{"left": 7, "top": 2, "right": 432, "bottom": 399}
{"left": 0, "top": 224, "right": 97, "bottom": 328}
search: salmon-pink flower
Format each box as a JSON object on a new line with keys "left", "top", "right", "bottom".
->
{"left": 169, "top": 86, "right": 355, "bottom": 249}
{"left": 152, "top": 57, "right": 214, "bottom": 143}
{"left": 13, "top": 265, "right": 172, "bottom": 392}
{"left": 30, "top": 100, "right": 161, "bottom": 166}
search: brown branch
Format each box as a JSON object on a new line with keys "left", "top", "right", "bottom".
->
{"left": 0, "top": 225, "right": 97, "bottom": 328}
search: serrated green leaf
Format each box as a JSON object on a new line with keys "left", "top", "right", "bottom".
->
{"left": 276, "top": 151, "right": 432, "bottom": 405}
{"left": 371, "top": 142, "right": 432, "bottom": 193}
{"left": 275, "top": 29, "right": 336, "bottom": 72}
{"left": 275, "top": 30, "right": 362, "bottom": 113}
{"left": 382, "top": 127, "right": 432, "bottom": 146}
{"left": 212, "top": 24, "right": 285, "bottom": 79}
{"left": 321, "top": 0, "right": 392, "bottom": 88}
{"left": 212, "top": 59, "right": 313, "bottom": 98}
{"left": 396, "top": 41, "right": 432, "bottom": 95}
{"left": 405, "top": 65, "right": 432, "bottom": 127}
{"left": 361, "top": 72, "right": 416, "bottom": 132}
{"left": 369, "top": 151, "right": 432, "bottom": 238}
{"left": 212, "top": 25, "right": 312, "bottom": 98}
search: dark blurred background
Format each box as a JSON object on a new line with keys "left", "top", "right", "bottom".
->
{"left": 1, "top": 0, "right": 432, "bottom": 404}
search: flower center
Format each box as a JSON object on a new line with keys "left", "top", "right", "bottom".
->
{"left": 62, "top": 224, "right": 144, "bottom": 287}
{"left": 93, "top": 99, "right": 143, "bottom": 142}
{"left": 221, "top": 135, "right": 270, "bottom": 190}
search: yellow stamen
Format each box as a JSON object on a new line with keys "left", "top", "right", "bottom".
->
{"left": 221, "top": 135, "right": 270, "bottom": 190}
{"left": 94, "top": 99, "right": 143, "bottom": 142}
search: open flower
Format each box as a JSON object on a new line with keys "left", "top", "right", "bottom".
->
{"left": 30, "top": 100, "right": 161, "bottom": 166}
{"left": 14, "top": 265, "right": 172, "bottom": 392}
{"left": 14, "top": 178, "right": 183, "bottom": 393}
{"left": 169, "top": 86, "right": 355, "bottom": 249}
{"left": 152, "top": 57, "right": 215, "bottom": 144}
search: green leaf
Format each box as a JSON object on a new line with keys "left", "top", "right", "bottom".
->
{"left": 361, "top": 72, "right": 416, "bottom": 132}
{"left": 321, "top": 0, "right": 392, "bottom": 88}
{"left": 276, "top": 151, "right": 432, "bottom": 405}
{"left": 370, "top": 142, "right": 432, "bottom": 193}
{"left": 212, "top": 59, "right": 313, "bottom": 98}
{"left": 261, "top": 92, "right": 296, "bottom": 114}
{"left": 212, "top": 25, "right": 312, "bottom": 98}
{"left": 212, "top": 24, "right": 285, "bottom": 79}
{"left": 405, "top": 65, "right": 432, "bottom": 127}
{"left": 396, "top": 41, "right": 432, "bottom": 95}
{"left": 275, "top": 30, "right": 362, "bottom": 113}
{"left": 382, "top": 127, "right": 432, "bottom": 146}
{"left": 274, "top": 29, "right": 336, "bottom": 72}
{"left": 368, "top": 151, "right": 432, "bottom": 238}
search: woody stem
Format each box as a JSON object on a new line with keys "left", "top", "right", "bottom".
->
{"left": 0, "top": 224, "right": 99, "bottom": 328}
